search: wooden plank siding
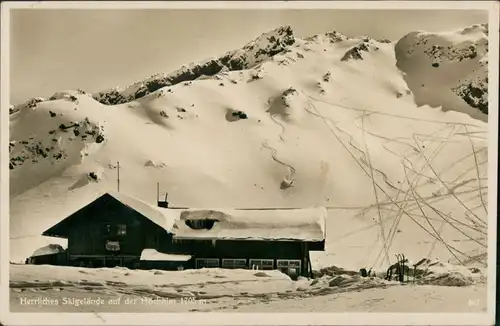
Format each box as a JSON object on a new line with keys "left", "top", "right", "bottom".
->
{"left": 66, "top": 212, "right": 163, "bottom": 257}
{"left": 167, "top": 239, "right": 306, "bottom": 259}
{"left": 48, "top": 194, "right": 171, "bottom": 268}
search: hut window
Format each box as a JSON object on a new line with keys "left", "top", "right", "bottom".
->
{"left": 222, "top": 259, "right": 247, "bottom": 269}
{"left": 105, "top": 240, "right": 120, "bottom": 252}
{"left": 276, "top": 259, "right": 301, "bottom": 268}
{"left": 249, "top": 259, "right": 274, "bottom": 270}
{"left": 195, "top": 258, "right": 219, "bottom": 269}
{"left": 116, "top": 224, "right": 127, "bottom": 236}
{"left": 185, "top": 219, "right": 217, "bottom": 230}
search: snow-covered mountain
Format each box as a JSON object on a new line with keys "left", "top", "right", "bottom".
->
{"left": 395, "top": 24, "right": 488, "bottom": 120}
{"left": 9, "top": 25, "right": 489, "bottom": 272}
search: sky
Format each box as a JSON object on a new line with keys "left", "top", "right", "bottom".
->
{"left": 10, "top": 9, "right": 488, "bottom": 105}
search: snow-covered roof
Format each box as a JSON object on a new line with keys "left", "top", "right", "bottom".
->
{"left": 31, "top": 244, "right": 65, "bottom": 257}
{"left": 140, "top": 249, "right": 192, "bottom": 261}
{"left": 42, "top": 191, "right": 326, "bottom": 243}
{"left": 106, "top": 193, "right": 327, "bottom": 242}
{"left": 170, "top": 207, "right": 327, "bottom": 242}
{"left": 106, "top": 191, "right": 177, "bottom": 232}
{"left": 42, "top": 191, "right": 178, "bottom": 238}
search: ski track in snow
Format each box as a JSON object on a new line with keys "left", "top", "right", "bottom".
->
{"left": 299, "top": 91, "right": 487, "bottom": 270}
{"left": 261, "top": 141, "right": 296, "bottom": 185}
{"left": 269, "top": 113, "right": 287, "bottom": 142}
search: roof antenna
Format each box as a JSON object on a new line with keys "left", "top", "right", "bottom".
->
{"left": 157, "top": 184, "right": 169, "bottom": 208}
{"left": 117, "top": 161, "right": 120, "bottom": 192}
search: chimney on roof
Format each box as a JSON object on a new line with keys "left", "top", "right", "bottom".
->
{"left": 157, "top": 183, "right": 169, "bottom": 208}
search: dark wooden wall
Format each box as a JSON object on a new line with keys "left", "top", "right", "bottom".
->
{"left": 165, "top": 239, "right": 305, "bottom": 260}
{"left": 163, "top": 239, "right": 318, "bottom": 276}
{"left": 65, "top": 197, "right": 167, "bottom": 257}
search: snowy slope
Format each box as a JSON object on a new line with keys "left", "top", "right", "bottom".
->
{"left": 9, "top": 25, "right": 489, "bottom": 274}
{"left": 395, "top": 24, "right": 488, "bottom": 121}
{"left": 10, "top": 262, "right": 486, "bottom": 313}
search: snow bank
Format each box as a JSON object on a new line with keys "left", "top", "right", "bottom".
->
{"left": 9, "top": 261, "right": 487, "bottom": 313}
{"left": 413, "top": 258, "right": 485, "bottom": 287}
{"left": 312, "top": 258, "right": 486, "bottom": 288}
{"left": 312, "top": 265, "right": 360, "bottom": 278}
{"left": 10, "top": 264, "right": 291, "bottom": 288}
{"left": 140, "top": 249, "right": 191, "bottom": 261}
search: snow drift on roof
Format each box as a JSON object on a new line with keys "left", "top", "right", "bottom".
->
{"left": 31, "top": 244, "right": 65, "bottom": 257}
{"left": 139, "top": 249, "right": 192, "bottom": 261}
{"left": 106, "top": 191, "right": 177, "bottom": 232}
{"left": 171, "top": 207, "right": 327, "bottom": 241}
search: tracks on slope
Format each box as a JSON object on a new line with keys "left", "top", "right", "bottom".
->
{"left": 261, "top": 141, "right": 296, "bottom": 187}
{"left": 301, "top": 91, "right": 487, "bottom": 268}
{"left": 464, "top": 125, "right": 488, "bottom": 215}
{"left": 306, "top": 94, "right": 485, "bottom": 128}
{"left": 375, "top": 125, "right": 459, "bottom": 268}
{"left": 302, "top": 98, "right": 400, "bottom": 193}
{"left": 360, "top": 112, "right": 391, "bottom": 267}
{"left": 269, "top": 114, "right": 286, "bottom": 142}
{"left": 411, "top": 134, "right": 487, "bottom": 227}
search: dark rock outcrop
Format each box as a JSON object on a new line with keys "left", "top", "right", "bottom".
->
{"left": 341, "top": 41, "right": 378, "bottom": 62}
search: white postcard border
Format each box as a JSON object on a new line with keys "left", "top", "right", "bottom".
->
{"left": 0, "top": 1, "right": 497, "bottom": 325}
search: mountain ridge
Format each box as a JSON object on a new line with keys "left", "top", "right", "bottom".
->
{"left": 10, "top": 24, "right": 489, "bottom": 120}
{"left": 91, "top": 25, "right": 296, "bottom": 105}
